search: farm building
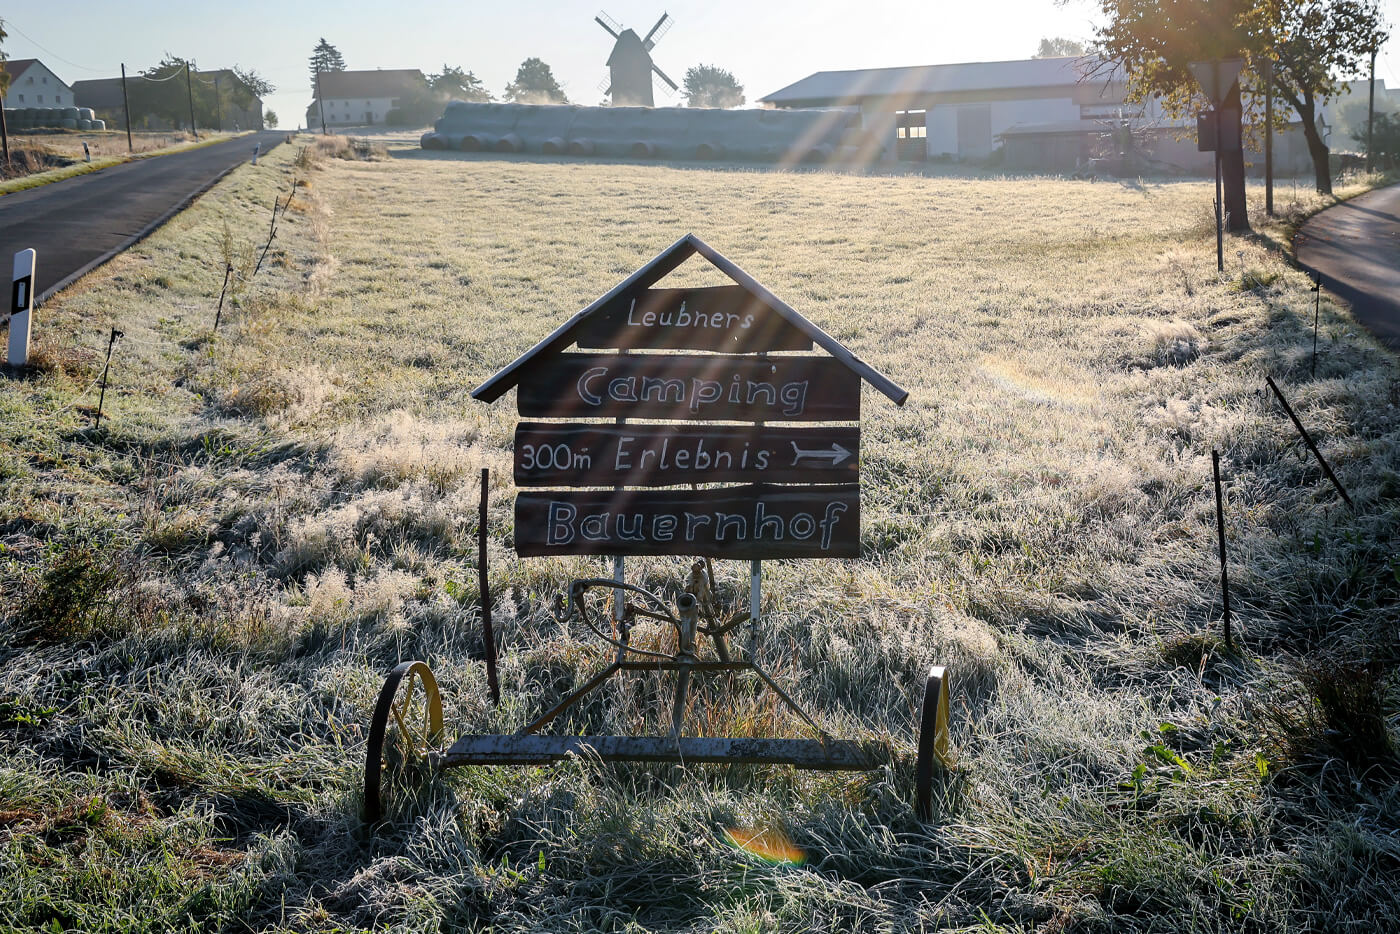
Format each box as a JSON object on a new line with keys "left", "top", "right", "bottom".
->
{"left": 306, "top": 69, "right": 428, "bottom": 127}
{"left": 0, "top": 59, "right": 74, "bottom": 109}
{"left": 73, "top": 70, "right": 264, "bottom": 131}
{"left": 761, "top": 55, "right": 1385, "bottom": 176}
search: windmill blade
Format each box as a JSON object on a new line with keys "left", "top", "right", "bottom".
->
{"left": 642, "top": 12, "right": 673, "bottom": 51}
{"left": 595, "top": 11, "right": 622, "bottom": 39}
{"left": 652, "top": 63, "right": 679, "bottom": 92}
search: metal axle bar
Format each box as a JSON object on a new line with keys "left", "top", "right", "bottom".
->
{"left": 442, "top": 734, "right": 883, "bottom": 769}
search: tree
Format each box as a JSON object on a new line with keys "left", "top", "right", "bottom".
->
{"left": 1092, "top": 0, "right": 1387, "bottom": 196}
{"left": 1034, "top": 37, "right": 1087, "bottom": 58}
{"left": 683, "top": 65, "right": 745, "bottom": 108}
{"left": 0, "top": 19, "right": 10, "bottom": 98}
{"left": 430, "top": 65, "right": 491, "bottom": 102}
{"left": 309, "top": 38, "right": 346, "bottom": 86}
{"left": 231, "top": 66, "right": 275, "bottom": 99}
{"left": 504, "top": 58, "right": 568, "bottom": 105}
{"left": 138, "top": 55, "right": 209, "bottom": 131}
{"left": 1353, "top": 111, "right": 1399, "bottom": 167}
{"left": 264, "top": 109, "right": 279, "bottom": 129}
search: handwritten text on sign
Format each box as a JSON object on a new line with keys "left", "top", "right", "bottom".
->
{"left": 514, "top": 422, "right": 858, "bottom": 487}
{"left": 517, "top": 354, "right": 859, "bottom": 422}
{"left": 575, "top": 286, "right": 813, "bottom": 353}
{"left": 515, "top": 485, "right": 860, "bottom": 559}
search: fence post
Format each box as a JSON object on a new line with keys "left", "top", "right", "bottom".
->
{"left": 7, "top": 249, "right": 37, "bottom": 367}
{"left": 1212, "top": 449, "right": 1233, "bottom": 649}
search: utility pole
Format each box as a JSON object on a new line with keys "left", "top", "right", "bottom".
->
{"left": 214, "top": 73, "right": 222, "bottom": 133}
{"left": 1264, "top": 59, "right": 1274, "bottom": 217}
{"left": 120, "top": 63, "right": 133, "bottom": 152}
{"left": 0, "top": 98, "right": 9, "bottom": 168}
{"left": 316, "top": 68, "right": 327, "bottom": 135}
{"left": 185, "top": 60, "right": 198, "bottom": 140}
{"left": 1367, "top": 46, "right": 1378, "bottom": 173}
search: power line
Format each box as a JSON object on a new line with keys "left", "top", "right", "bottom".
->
{"left": 1, "top": 18, "right": 114, "bottom": 73}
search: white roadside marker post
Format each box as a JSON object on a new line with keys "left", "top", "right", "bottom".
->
{"left": 251, "top": 142, "right": 260, "bottom": 165}
{"left": 8, "top": 249, "right": 36, "bottom": 367}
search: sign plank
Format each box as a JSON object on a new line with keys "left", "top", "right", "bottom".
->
{"left": 515, "top": 485, "right": 859, "bottom": 559}
{"left": 517, "top": 354, "right": 859, "bottom": 422}
{"left": 515, "top": 422, "right": 858, "bottom": 487}
{"left": 574, "top": 286, "right": 813, "bottom": 353}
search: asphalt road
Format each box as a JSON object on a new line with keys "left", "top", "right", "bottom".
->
{"left": 1295, "top": 183, "right": 1400, "bottom": 353}
{"left": 0, "top": 130, "right": 285, "bottom": 304}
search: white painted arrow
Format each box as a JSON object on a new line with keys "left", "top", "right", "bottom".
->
{"left": 790, "top": 441, "right": 853, "bottom": 467}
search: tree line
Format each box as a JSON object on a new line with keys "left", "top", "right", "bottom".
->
{"left": 309, "top": 38, "right": 745, "bottom": 124}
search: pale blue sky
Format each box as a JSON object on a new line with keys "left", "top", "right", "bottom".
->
{"left": 5, "top": 1, "right": 1397, "bottom": 127}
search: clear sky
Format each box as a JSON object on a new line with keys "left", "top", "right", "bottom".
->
{"left": 4, "top": 0, "right": 1398, "bottom": 128}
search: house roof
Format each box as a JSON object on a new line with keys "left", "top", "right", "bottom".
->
{"left": 71, "top": 77, "right": 126, "bottom": 109}
{"left": 314, "top": 68, "right": 425, "bottom": 100}
{"left": 761, "top": 56, "right": 1115, "bottom": 106}
{"left": 471, "top": 233, "right": 908, "bottom": 407}
{"left": 2, "top": 59, "right": 39, "bottom": 80}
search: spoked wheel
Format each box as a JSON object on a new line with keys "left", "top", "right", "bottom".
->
{"left": 914, "top": 664, "right": 952, "bottom": 820}
{"left": 365, "top": 660, "right": 444, "bottom": 823}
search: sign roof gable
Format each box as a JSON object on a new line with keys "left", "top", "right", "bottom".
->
{"left": 470, "top": 233, "right": 908, "bottom": 407}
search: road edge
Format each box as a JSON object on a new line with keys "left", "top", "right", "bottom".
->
{"left": 35, "top": 135, "right": 285, "bottom": 307}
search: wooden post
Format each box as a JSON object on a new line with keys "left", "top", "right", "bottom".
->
{"left": 1212, "top": 450, "right": 1233, "bottom": 649}
{"left": 185, "top": 61, "right": 198, "bottom": 140}
{"left": 7, "top": 249, "right": 36, "bottom": 367}
{"left": 0, "top": 101, "right": 10, "bottom": 169}
{"left": 1264, "top": 60, "right": 1274, "bottom": 217}
{"left": 94, "top": 328, "right": 122, "bottom": 429}
{"left": 1265, "top": 375, "right": 1355, "bottom": 510}
{"left": 478, "top": 467, "right": 500, "bottom": 706}
{"left": 214, "top": 262, "right": 231, "bottom": 332}
{"left": 1214, "top": 143, "right": 1224, "bottom": 272}
{"left": 120, "top": 64, "right": 133, "bottom": 153}
{"left": 1311, "top": 274, "right": 1321, "bottom": 378}
{"left": 1366, "top": 47, "right": 1377, "bottom": 174}
{"left": 316, "top": 69, "right": 327, "bottom": 136}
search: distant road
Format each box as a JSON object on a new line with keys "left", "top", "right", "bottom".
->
{"left": 0, "top": 131, "right": 284, "bottom": 303}
{"left": 1295, "top": 183, "right": 1400, "bottom": 353}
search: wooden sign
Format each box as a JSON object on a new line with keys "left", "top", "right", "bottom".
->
{"left": 472, "top": 234, "right": 910, "bottom": 562}
{"left": 575, "top": 286, "right": 813, "bottom": 353}
{"left": 515, "top": 422, "right": 859, "bottom": 487}
{"left": 515, "top": 485, "right": 859, "bottom": 559}
{"left": 517, "top": 354, "right": 859, "bottom": 422}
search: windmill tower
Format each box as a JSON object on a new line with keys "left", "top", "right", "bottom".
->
{"left": 595, "top": 10, "right": 679, "bottom": 107}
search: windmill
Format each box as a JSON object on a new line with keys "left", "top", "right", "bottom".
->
{"left": 595, "top": 10, "right": 679, "bottom": 107}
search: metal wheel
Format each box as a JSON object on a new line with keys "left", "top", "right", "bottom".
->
{"left": 364, "top": 660, "right": 444, "bottom": 823}
{"left": 914, "top": 664, "right": 951, "bottom": 820}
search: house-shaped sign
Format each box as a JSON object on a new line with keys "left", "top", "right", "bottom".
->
{"left": 470, "top": 233, "right": 908, "bottom": 560}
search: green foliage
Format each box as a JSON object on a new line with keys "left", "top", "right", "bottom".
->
{"left": 229, "top": 65, "right": 274, "bottom": 100}
{"left": 1091, "top": 0, "right": 1388, "bottom": 192}
{"left": 1035, "top": 37, "right": 1088, "bottom": 57}
{"left": 503, "top": 57, "right": 568, "bottom": 105}
{"left": 308, "top": 37, "right": 345, "bottom": 87}
{"left": 1353, "top": 110, "right": 1400, "bottom": 167}
{"left": 430, "top": 64, "right": 491, "bottom": 102}
{"left": 683, "top": 64, "right": 745, "bottom": 108}
{"left": 385, "top": 79, "right": 443, "bottom": 127}
{"left": 263, "top": 109, "right": 278, "bottom": 129}
{"left": 0, "top": 18, "right": 9, "bottom": 97}
{"left": 16, "top": 540, "right": 131, "bottom": 644}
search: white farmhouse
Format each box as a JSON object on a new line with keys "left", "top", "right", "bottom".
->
{"left": 0, "top": 58, "right": 75, "bottom": 108}
{"left": 307, "top": 69, "right": 427, "bottom": 127}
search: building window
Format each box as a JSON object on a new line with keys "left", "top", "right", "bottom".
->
{"left": 16, "top": 94, "right": 22, "bottom": 102}
{"left": 42, "top": 76, "right": 48, "bottom": 84}
{"left": 895, "top": 111, "right": 927, "bottom": 139}
{"left": 26, "top": 76, "right": 33, "bottom": 85}
{"left": 37, "top": 95, "right": 43, "bottom": 103}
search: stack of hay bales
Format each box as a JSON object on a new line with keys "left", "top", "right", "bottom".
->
{"left": 420, "top": 101, "right": 866, "bottom": 164}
